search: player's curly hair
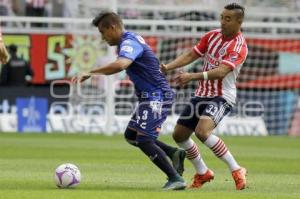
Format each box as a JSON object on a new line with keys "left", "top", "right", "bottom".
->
{"left": 92, "top": 11, "right": 123, "bottom": 28}
{"left": 224, "top": 3, "right": 245, "bottom": 20}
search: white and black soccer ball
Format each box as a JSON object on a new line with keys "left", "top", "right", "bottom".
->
{"left": 54, "top": 163, "right": 81, "bottom": 188}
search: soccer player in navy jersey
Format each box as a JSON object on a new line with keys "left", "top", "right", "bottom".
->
{"left": 72, "top": 11, "right": 186, "bottom": 190}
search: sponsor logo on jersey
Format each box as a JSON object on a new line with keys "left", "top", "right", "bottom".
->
{"left": 229, "top": 52, "right": 238, "bottom": 62}
{"left": 121, "top": 45, "right": 134, "bottom": 54}
{"left": 123, "top": 40, "right": 131, "bottom": 44}
{"left": 150, "top": 101, "right": 163, "bottom": 114}
{"left": 205, "top": 54, "right": 221, "bottom": 68}
{"left": 136, "top": 35, "right": 146, "bottom": 44}
{"left": 219, "top": 48, "right": 226, "bottom": 56}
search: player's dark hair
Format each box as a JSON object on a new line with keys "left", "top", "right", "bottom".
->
{"left": 92, "top": 11, "right": 123, "bottom": 28}
{"left": 224, "top": 3, "right": 245, "bottom": 20}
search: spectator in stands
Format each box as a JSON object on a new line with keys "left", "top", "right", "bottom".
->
{"left": 12, "top": 0, "right": 21, "bottom": 15}
{"left": 0, "top": 0, "right": 21, "bottom": 16}
{"left": 63, "top": 0, "right": 79, "bottom": 18}
{"left": 0, "top": 0, "right": 22, "bottom": 29}
{"left": 0, "top": 0, "right": 12, "bottom": 16}
{"left": 51, "top": 0, "right": 64, "bottom": 17}
{"left": 25, "top": 0, "right": 48, "bottom": 27}
{"left": 0, "top": 44, "right": 33, "bottom": 86}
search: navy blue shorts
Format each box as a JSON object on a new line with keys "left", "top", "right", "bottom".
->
{"left": 177, "top": 96, "right": 232, "bottom": 131}
{"left": 128, "top": 100, "right": 172, "bottom": 139}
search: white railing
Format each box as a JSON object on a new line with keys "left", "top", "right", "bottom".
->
{"left": 1, "top": 16, "right": 300, "bottom": 38}
{"left": 118, "top": 4, "right": 216, "bottom": 12}
{"left": 118, "top": 4, "right": 300, "bottom": 19}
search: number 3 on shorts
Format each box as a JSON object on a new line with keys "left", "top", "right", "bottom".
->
{"left": 206, "top": 104, "right": 218, "bottom": 116}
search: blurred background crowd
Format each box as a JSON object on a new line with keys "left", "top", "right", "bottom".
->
{"left": 0, "top": 0, "right": 300, "bottom": 21}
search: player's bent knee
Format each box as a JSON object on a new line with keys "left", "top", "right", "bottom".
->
{"left": 172, "top": 131, "right": 182, "bottom": 143}
{"left": 172, "top": 124, "right": 192, "bottom": 143}
{"left": 136, "top": 134, "right": 154, "bottom": 148}
{"left": 125, "top": 138, "right": 138, "bottom": 146}
{"left": 124, "top": 128, "right": 138, "bottom": 146}
{"left": 194, "top": 130, "right": 210, "bottom": 142}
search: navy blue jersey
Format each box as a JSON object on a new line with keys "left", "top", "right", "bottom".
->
{"left": 117, "top": 31, "right": 173, "bottom": 101}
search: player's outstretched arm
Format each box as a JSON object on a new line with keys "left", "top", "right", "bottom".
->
{"left": 71, "top": 57, "right": 132, "bottom": 84}
{"left": 71, "top": 73, "right": 91, "bottom": 83}
{"left": 90, "top": 57, "right": 132, "bottom": 75}
{"left": 160, "top": 49, "right": 198, "bottom": 73}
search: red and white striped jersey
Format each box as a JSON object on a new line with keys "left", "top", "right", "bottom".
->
{"left": 193, "top": 29, "right": 248, "bottom": 104}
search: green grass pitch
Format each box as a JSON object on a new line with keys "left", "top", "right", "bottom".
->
{"left": 0, "top": 133, "right": 299, "bottom": 199}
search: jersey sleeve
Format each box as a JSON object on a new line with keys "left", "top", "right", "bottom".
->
{"left": 118, "top": 39, "right": 143, "bottom": 61}
{"left": 221, "top": 38, "right": 248, "bottom": 70}
{"left": 193, "top": 31, "right": 214, "bottom": 57}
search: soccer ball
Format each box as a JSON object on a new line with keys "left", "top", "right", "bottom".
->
{"left": 54, "top": 163, "right": 81, "bottom": 188}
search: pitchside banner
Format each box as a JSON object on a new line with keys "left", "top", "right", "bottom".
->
{"left": 16, "top": 97, "right": 48, "bottom": 133}
{"left": 2, "top": 34, "right": 299, "bottom": 85}
{"left": 1, "top": 34, "right": 157, "bottom": 84}
{"left": 0, "top": 113, "right": 268, "bottom": 136}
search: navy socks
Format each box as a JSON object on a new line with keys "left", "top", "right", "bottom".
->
{"left": 137, "top": 137, "right": 178, "bottom": 179}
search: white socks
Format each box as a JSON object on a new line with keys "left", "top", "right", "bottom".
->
{"left": 177, "top": 138, "right": 208, "bottom": 175}
{"left": 204, "top": 134, "right": 240, "bottom": 171}
{"left": 177, "top": 134, "right": 241, "bottom": 174}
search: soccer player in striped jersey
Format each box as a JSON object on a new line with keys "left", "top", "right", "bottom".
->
{"left": 72, "top": 11, "right": 186, "bottom": 190}
{"left": 0, "top": 26, "right": 9, "bottom": 64}
{"left": 161, "top": 3, "right": 247, "bottom": 190}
